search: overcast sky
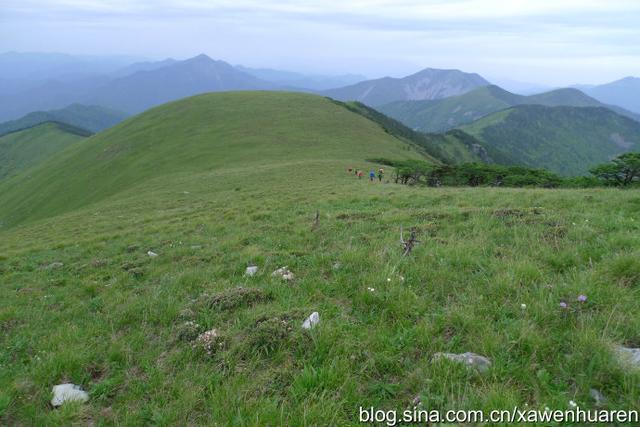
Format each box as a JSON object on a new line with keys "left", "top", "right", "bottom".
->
{"left": 2, "top": 0, "right": 639, "bottom": 85}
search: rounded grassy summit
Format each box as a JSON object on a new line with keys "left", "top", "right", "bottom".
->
{"left": 0, "top": 91, "right": 428, "bottom": 227}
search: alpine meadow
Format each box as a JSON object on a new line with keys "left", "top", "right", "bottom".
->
{"left": 1, "top": 1, "right": 640, "bottom": 426}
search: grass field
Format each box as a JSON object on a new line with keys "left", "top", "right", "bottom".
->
{"left": 0, "top": 122, "right": 88, "bottom": 181}
{"left": 1, "top": 92, "right": 639, "bottom": 425}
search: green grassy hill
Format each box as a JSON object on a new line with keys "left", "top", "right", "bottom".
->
{"left": 379, "top": 86, "right": 640, "bottom": 133}
{"left": 0, "top": 104, "right": 129, "bottom": 136}
{"left": 0, "top": 121, "right": 89, "bottom": 180}
{"left": 460, "top": 105, "right": 640, "bottom": 175}
{"left": 1, "top": 91, "right": 639, "bottom": 425}
{"left": 0, "top": 92, "right": 428, "bottom": 228}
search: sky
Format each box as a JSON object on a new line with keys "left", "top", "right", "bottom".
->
{"left": 1, "top": 0, "right": 639, "bottom": 86}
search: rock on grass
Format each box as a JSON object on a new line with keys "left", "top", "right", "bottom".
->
{"left": 432, "top": 352, "right": 492, "bottom": 373}
{"left": 51, "top": 383, "right": 89, "bottom": 407}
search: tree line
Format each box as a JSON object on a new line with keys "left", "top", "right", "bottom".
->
{"left": 370, "top": 153, "right": 640, "bottom": 188}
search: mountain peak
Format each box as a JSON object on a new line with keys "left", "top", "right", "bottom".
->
{"left": 323, "top": 67, "right": 489, "bottom": 106}
{"left": 185, "top": 54, "right": 215, "bottom": 64}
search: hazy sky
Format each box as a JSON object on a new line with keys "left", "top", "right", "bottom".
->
{"left": 2, "top": 0, "right": 639, "bottom": 85}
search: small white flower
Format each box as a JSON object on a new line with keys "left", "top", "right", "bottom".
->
{"left": 387, "top": 278, "right": 391, "bottom": 282}
{"left": 399, "top": 276, "right": 405, "bottom": 281}
{"left": 545, "top": 407, "right": 550, "bottom": 412}
{"left": 521, "top": 303, "right": 527, "bottom": 310}
{"left": 367, "top": 287, "right": 375, "bottom": 292}
{"left": 569, "top": 400, "right": 577, "bottom": 408}
{"left": 572, "top": 222, "right": 576, "bottom": 226}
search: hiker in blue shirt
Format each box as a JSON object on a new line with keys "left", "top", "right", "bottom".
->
{"left": 369, "top": 170, "right": 376, "bottom": 181}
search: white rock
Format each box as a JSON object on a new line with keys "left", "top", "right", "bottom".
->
{"left": 51, "top": 383, "right": 89, "bottom": 407}
{"left": 590, "top": 388, "right": 606, "bottom": 406}
{"left": 245, "top": 266, "right": 258, "bottom": 277}
{"left": 433, "top": 352, "right": 492, "bottom": 373}
{"left": 282, "top": 272, "right": 295, "bottom": 281}
{"left": 147, "top": 251, "right": 158, "bottom": 257}
{"left": 614, "top": 345, "right": 640, "bottom": 368}
{"left": 45, "top": 262, "right": 64, "bottom": 270}
{"left": 302, "top": 312, "right": 320, "bottom": 330}
{"left": 272, "top": 266, "right": 294, "bottom": 281}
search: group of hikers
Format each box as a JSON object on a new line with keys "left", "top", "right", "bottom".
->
{"left": 348, "top": 167, "right": 385, "bottom": 182}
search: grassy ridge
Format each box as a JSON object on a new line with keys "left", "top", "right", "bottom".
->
{"left": 0, "top": 122, "right": 88, "bottom": 181}
{"left": 0, "top": 104, "right": 129, "bottom": 136}
{"left": 0, "top": 91, "right": 426, "bottom": 228}
{"left": 1, "top": 91, "right": 639, "bottom": 425}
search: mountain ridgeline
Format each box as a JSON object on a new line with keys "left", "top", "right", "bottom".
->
{"left": 0, "top": 92, "right": 430, "bottom": 228}
{"left": 321, "top": 68, "right": 490, "bottom": 106}
{"left": 0, "top": 121, "right": 90, "bottom": 180}
{"left": 0, "top": 104, "right": 129, "bottom": 136}
{"left": 580, "top": 77, "right": 640, "bottom": 114}
{"left": 378, "top": 85, "right": 640, "bottom": 133}
{"left": 459, "top": 105, "right": 640, "bottom": 175}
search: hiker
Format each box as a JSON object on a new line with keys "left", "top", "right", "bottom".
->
{"left": 348, "top": 167, "right": 353, "bottom": 173}
{"left": 354, "top": 168, "right": 359, "bottom": 176}
{"left": 378, "top": 168, "right": 384, "bottom": 182}
{"left": 357, "top": 170, "right": 363, "bottom": 179}
{"left": 369, "top": 170, "right": 375, "bottom": 181}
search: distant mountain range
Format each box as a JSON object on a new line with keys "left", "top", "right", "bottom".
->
{"left": 1, "top": 51, "right": 639, "bottom": 179}
{"left": 86, "top": 55, "right": 279, "bottom": 114}
{"left": 0, "top": 51, "right": 141, "bottom": 82}
{"left": 579, "top": 77, "right": 640, "bottom": 114}
{"left": 378, "top": 85, "right": 640, "bottom": 133}
{"left": 322, "top": 68, "right": 489, "bottom": 106}
{"left": 0, "top": 104, "right": 129, "bottom": 136}
{"left": 459, "top": 105, "right": 640, "bottom": 175}
{"left": 235, "top": 66, "right": 366, "bottom": 91}
{"left": 0, "top": 54, "right": 369, "bottom": 120}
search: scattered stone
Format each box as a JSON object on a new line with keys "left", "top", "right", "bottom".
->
{"left": 302, "top": 312, "right": 320, "bottom": 330}
{"left": 590, "top": 388, "right": 606, "bottom": 406}
{"left": 147, "top": 251, "right": 158, "bottom": 257}
{"left": 51, "top": 383, "right": 89, "bottom": 407}
{"left": 245, "top": 266, "right": 259, "bottom": 277}
{"left": 272, "top": 266, "right": 295, "bottom": 281}
{"left": 44, "top": 262, "right": 64, "bottom": 270}
{"left": 432, "top": 352, "right": 492, "bottom": 373}
{"left": 194, "top": 329, "right": 224, "bottom": 356}
{"left": 614, "top": 345, "right": 640, "bottom": 369}
{"left": 190, "top": 245, "right": 202, "bottom": 250}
